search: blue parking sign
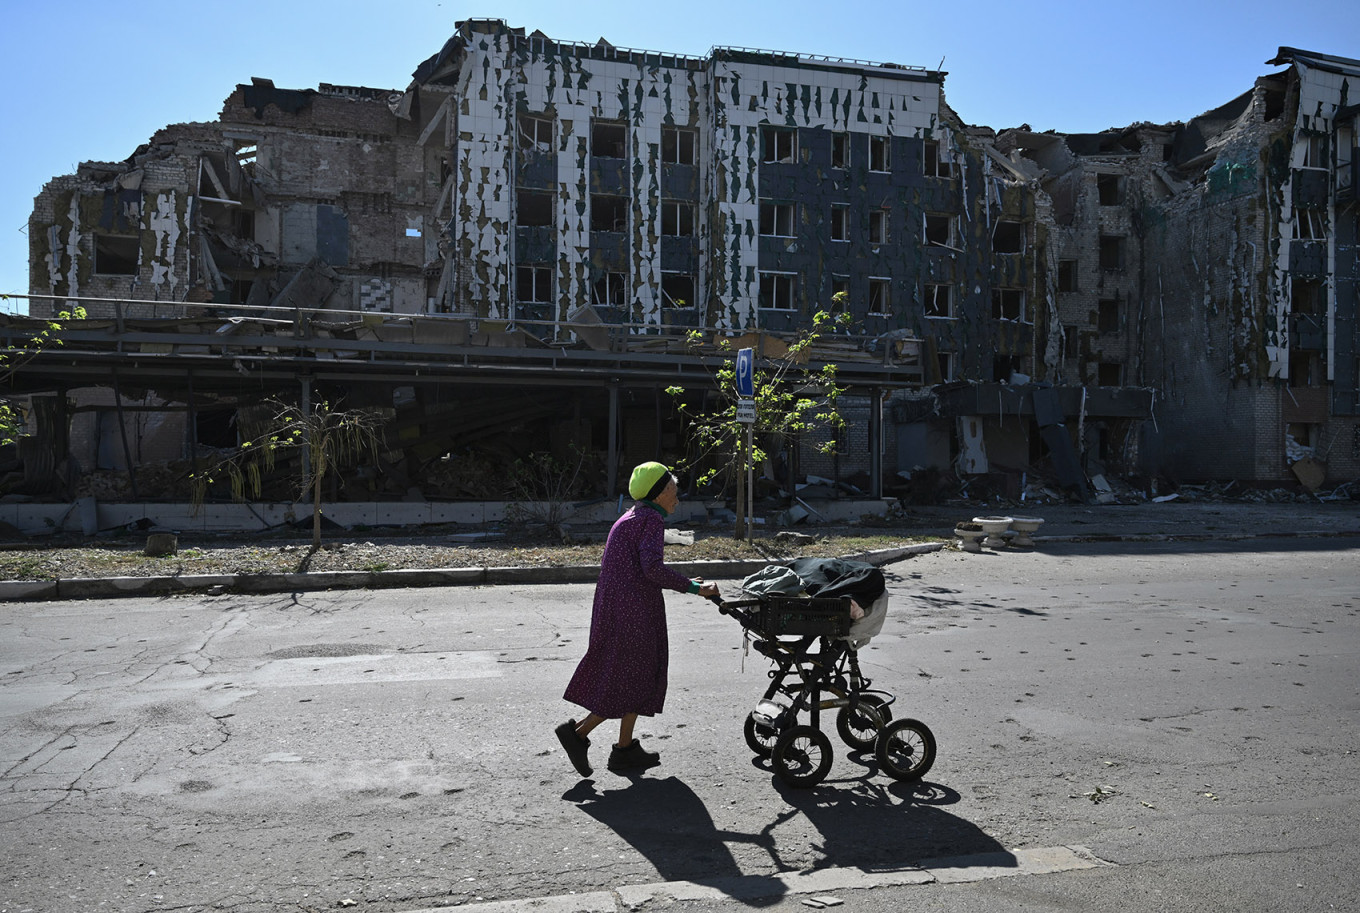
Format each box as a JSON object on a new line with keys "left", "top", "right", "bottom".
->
{"left": 735, "top": 347, "right": 754, "bottom": 398}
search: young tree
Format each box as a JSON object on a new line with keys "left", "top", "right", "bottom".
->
{"left": 667, "top": 310, "right": 847, "bottom": 539}
{"left": 191, "top": 397, "right": 389, "bottom": 550}
{"left": 0, "top": 301, "right": 87, "bottom": 446}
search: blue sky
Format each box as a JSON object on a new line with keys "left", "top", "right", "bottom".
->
{"left": 1, "top": 0, "right": 1353, "bottom": 311}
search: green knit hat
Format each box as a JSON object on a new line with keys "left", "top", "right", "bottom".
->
{"left": 628, "top": 461, "right": 671, "bottom": 500}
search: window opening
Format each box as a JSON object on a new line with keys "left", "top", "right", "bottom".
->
{"left": 1097, "top": 362, "right": 1123, "bottom": 386}
{"left": 762, "top": 127, "right": 797, "bottom": 164}
{"left": 519, "top": 115, "right": 553, "bottom": 152}
{"left": 590, "top": 194, "right": 629, "bottom": 232}
{"left": 991, "top": 288, "right": 1025, "bottom": 321}
{"left": 869, "top": 209, "right": 889, "bottom": 244}
{"left": 1097, "top": 298, "right": 1121, "bottom": 333}
{"left": 937, "top": 352, "right": 955, "bottom": 382}
{"left": 662, "top": 127, "right": 696, "bottom": 165}
{"left": 593, "top": 272, "right": 627, "bottom": 305}
{"left": 661, "top": 272, "right": 695, "bottom": 308}
{"left": 830, "top": 204, "right": 849, "bottom": 242}
{"left": 1300, "top": 133, "right": 1328, "bottom": 169}
{"left": 1291, "top": 277, "right": 1324, "bottom": 315}
{"left": 759, "top": 272, "right": 796, "bottom": 309}
{"left": 868, "top": 277, "right": 891, "bottom": 316}
{"left": 924, "top": 213, "right": 953, "bottom": 247}
{"left": 869, "top": 136, "right": 890, "bottom": 172}
{"left": 760, "top": 201, "right": 795, "bottom": 237}
{"left": 1099, "top": 235, "right": 1125, "bottom": 270}
{"left": 517, "top": 190, "right": 554, "bottom": 227}
{"left": 924, "top": 283, "right": 953, "bottom": 318}
{"left": 1294, "top": 209, "right": 1326, "bottom": 240}
{"left": 661, "top": 201, "right": 695, "bottom": 236}
{"left": 1058, "top": 259, "right": 1078, "bottom": 292}
{"left": 94, "top": 234, "right": 139, "bottom": 275}
{"left": 516, "top": 265, "right": 553, "bottom": 303}
{"left": 829, "top": 276, "right": 849, "bottom": 314}
{"left": 923, "top": 140, "right": 952, "bottom": 178}
{"left": 1096, "top": 173, "right": 1123, "bottom": 205}
{"left": 992, "top": 220, "right": 1024, "bottom": 254}
{"left": 592, "top": 120, "right": 627, "bottom": 159}
{"left": 831, "top": 132, "right": 849, "bottom": 169}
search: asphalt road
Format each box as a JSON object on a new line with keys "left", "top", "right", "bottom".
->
{"left": 2, "top": 536, "right": 1357, "bottom": 913}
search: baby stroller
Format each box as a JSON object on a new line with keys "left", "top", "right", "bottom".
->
{"left": 716, "top": 557, "right": 936, "bottom": 788}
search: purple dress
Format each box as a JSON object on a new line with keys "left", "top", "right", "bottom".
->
{"left": 563, "top": 502, "right": 694, "bottom": 719}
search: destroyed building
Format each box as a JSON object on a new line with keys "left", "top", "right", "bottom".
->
{"left": 8, "top": 22, "right": 1357, "bottom": 517}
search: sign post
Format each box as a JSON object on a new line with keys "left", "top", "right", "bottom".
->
{"left": 735, "top": 348, "right": 755, "bottom": 541}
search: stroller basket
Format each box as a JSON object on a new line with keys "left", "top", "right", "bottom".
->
{"left": 759, "top": 596, "right": 853, "bottom": 637}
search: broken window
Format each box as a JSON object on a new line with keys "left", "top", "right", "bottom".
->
{"left": 517, "top": 190, "right": 554, "bottom": 227}
{"left": 94, "top": 234, "right": 139, "bottom": 275}
{"left": 831, "top": 132, "right": 849, "bottom": 169}
{"left": 1099, "top": 235, "right": 1125, "bottom": 270}
{"left": 1058, "top": 259, "right": 1078, "bottom": 293}
{"left": 516, "top": 265, "right": 553, "bottom": 303}
{"left": 1294, "top": 209, "right": 1327, "bottom": 241}
{"left": 1063, "top": 325, "right": 1080, "bottom": 357}
{"left": 992, "top": 354, "right": 1021, "bottom": 382}
{"left": 1289, "top": 352, "right": 1323, "bottom": 387}
{"left": 992, "top": 220, "right": 1024, "bottom": 254}
{"left": 937, "top": 352, "right": 955, "bottom": 382}
{"left": 1097, "top": 298, "right": 1121, "bottom": 334}
{"left": 1291, "top": 277, "right": 1324, "bottom": 315}
{"left": 869, "top": 136, "right": 890, "bottom": 172}
{"left": 924, "top": 283, "right": 953, "bottom": 318}
{"left": 661, "top": 272, "right": 694, "bottom": 308}
{"left": 829, "top": 275, "right": 849, "bottom": 313}
{"left": 661, "top": 201, "right": 695, "bottom": 236}
{"left": 760, "top": 201, "right": 795, "bottom": 237}
{"left": 1096, "top": 173, "right": 1123, "bottom": 206}
{"left": 869, "top": 209, "right": 889, "bottom": 244}
{"left": 592, "top": 272, "right": 627, "bottom": 305}
{"left": 591, "top": 120, "right": 627, "bottom": 159}
{"left": 661, "top": 126, "right": 696, "bottom": 165}
{"left": 1097, "top": 362, "right": 1123, "bottom": 386}
{"left": 1300, "top": 133, "right": 1328, "bottom": 169}
{"left": 923, "top": 140, "right": 952, "bottom": 178}
{"left": 762, "top": 127, "right": 797, "bottom": 164}
{"left": 759, "top": 272, "right": 796, "bottom": 310}
{"left": 519, "top": 115, "right": 553, "bottom": 152}
{"left": 991, "top": 288, "right": 1025, "bottom": 321}
{"left": 830, "top": 204, "right": 849, "bottom": 242}
{"left": 924, "top": 213, "right": 954, "bottom": 247}
{"left": 590, "top": 194, "right": 629, "bottom": 232}
{"left": 235, "top": 142, "right": 258, "bottom": 179}
{"left": 868, "top": 277, "right": 891, "bottom": 315}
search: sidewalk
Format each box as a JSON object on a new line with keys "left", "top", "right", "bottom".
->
{"left": 1, "top": 500, "right": 1356, "bottom": 603}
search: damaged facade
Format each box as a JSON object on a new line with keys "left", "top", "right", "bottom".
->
{"left": 10, "top": 24, "right": 1358, "bottom": 511}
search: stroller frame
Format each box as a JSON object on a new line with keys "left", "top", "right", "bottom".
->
{"left": 719, "top": 593, "right": 936, "bottom": 788}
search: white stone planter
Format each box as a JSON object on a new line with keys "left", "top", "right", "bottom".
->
{"left": 1008, "top": 516, "right": 1045, "bottom": 548}
{"left": 972, "top": 516, "right": 1014, "bottom": 548}
{"left": 954, "top": 524, "right": 985, "bottom": 553}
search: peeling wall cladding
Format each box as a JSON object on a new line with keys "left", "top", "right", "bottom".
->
{"left": 443, "top": 24, "right": 961, "bottom": 335}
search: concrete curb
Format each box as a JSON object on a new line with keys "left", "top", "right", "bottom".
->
{"left": 398, "top": 844, "right": 1109, "bottom": 913}
{"left": 0, "top": 542, "right": 945, "bottom": 603}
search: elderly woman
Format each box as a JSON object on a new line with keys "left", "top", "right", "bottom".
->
{"left": 556, "top": 461, "right": 719, "bottom": 776}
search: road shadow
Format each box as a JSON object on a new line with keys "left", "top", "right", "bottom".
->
{"left": 563, "top": 775, "right": 785, "bottom": 906}
{"left": 562, "top": 767, "right": 1011, "bottom": 905}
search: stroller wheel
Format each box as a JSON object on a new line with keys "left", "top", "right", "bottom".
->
{"left": 743, "top": 713, "right": 779, "bottom": 757}
{"left": 875, "top": 718, "right": 936, "bottom": 782}
{"left": 772, "top": 725, "right": 834, "bottom": 788}
{"left": 836, "top": 694, "right": 892, "bottom": 751}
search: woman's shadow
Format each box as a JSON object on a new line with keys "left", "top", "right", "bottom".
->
{"left": 563, "top": 763, "right": 1011, "bottom": 906}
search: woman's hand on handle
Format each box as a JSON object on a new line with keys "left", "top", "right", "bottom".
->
{"left": 695, "top": 580, "right": 720, "bottom": 600}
